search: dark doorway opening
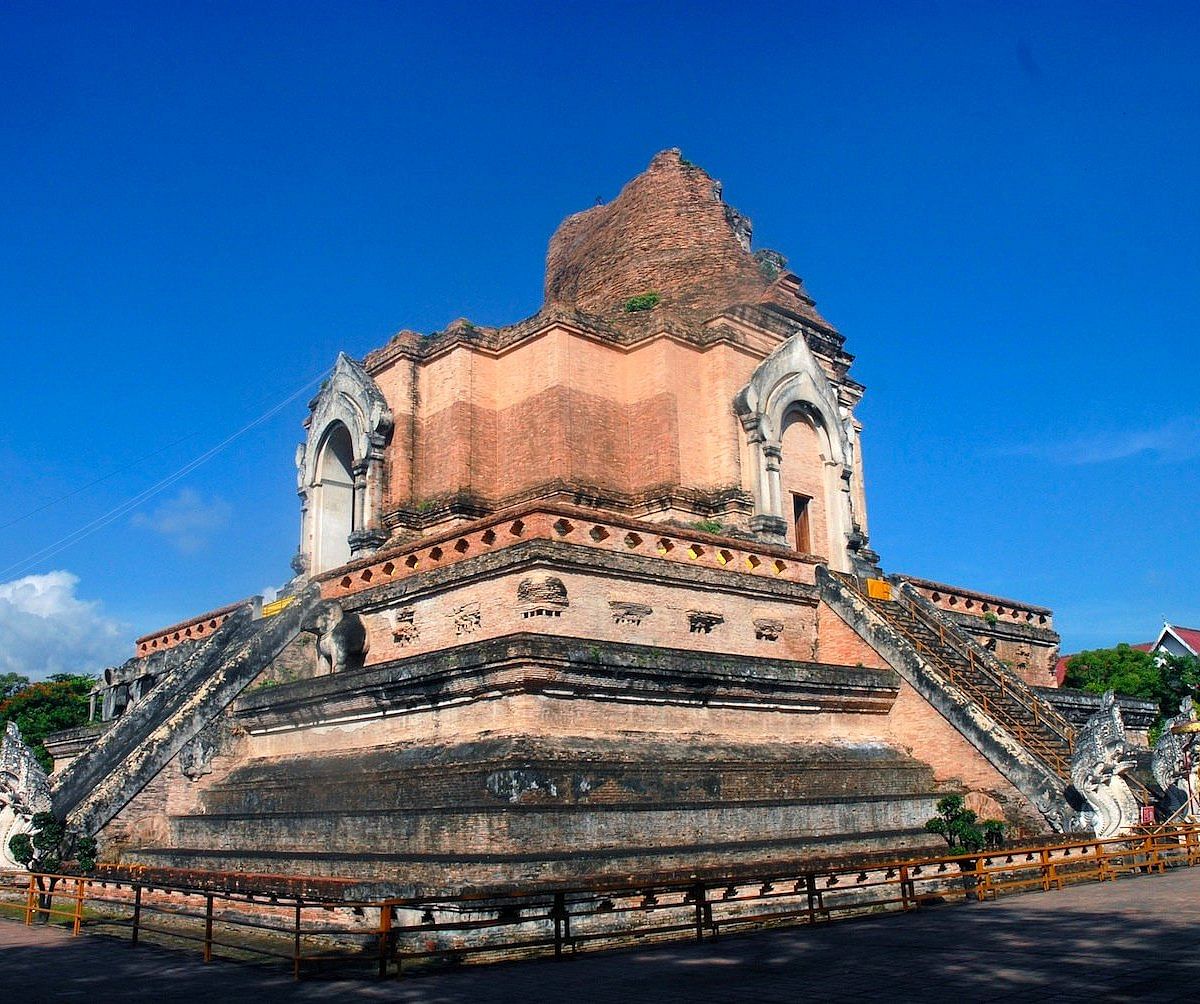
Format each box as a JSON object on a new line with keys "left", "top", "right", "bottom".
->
{"left": 792, "top": 492, "right": 812, "bottom": 553}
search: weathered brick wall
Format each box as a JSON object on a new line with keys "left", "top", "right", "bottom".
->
{"left": 545, "top": 149, "right": 769, "bottom": 319}
{"left": 384, "top": 327, "right": 756, "bottom": 515}
{"left": 357, "top": 564, "right": 820, "bottom": 667}
{"left": 885, "top": 680, "right": 1042, "bottom": 832}
{"left": 986, "top": 634, "right": 1056, "bottom": 688}
{"left": 813, "top": 601, "right": 890, "bottom": 669}
{"left": 99, "top": 766, "right": 171, "bottom": 859}
{"left": 100, "top": 724, "right": 249, "bottom": 863}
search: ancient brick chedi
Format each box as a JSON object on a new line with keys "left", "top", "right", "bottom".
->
{"left": 22, "top": 151, "right": 1088, "bottom": 891}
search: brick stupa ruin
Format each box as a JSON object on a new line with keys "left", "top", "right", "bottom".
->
{"left": 19, "top": 150, "right": 1106, "bottom": 893}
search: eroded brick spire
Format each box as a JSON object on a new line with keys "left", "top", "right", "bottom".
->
{"left": 544, "top": 149, "right": 772, "bottom": 319}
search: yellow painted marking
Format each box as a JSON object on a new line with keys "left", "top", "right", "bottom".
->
{"left": 261, "top": 595, "right": 295, "bottom": 618}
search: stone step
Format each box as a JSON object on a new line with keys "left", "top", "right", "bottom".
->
{"left": 127, "top": 818, "right": 944, "bottom": 892}
{"left": 861, "top": 585, "right": 1070, "bottom": 784}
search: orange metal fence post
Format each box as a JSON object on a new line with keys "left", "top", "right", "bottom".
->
{"left": 293, "top": 900, "right": 302, "bottom": 980}
{"left": 24, "top": 874, "right": 36, "bottom": 926}
{"left": 131, "top": 885, "right": 142, "bottom": 946}
{"left": 900, "top": 866, "right": 913, "bottom": 910}
{"left": 1150, "top": 833, "right": 1161, "bottom": 871}
{"left": 553, "top": 891, "right": 566, "bottom": 957}
{"left": 377, "top": 903, "right": 392, "bottom": 979}
{"left": 692, "top": 883, "right": 707, "bottom": 943}
{"left": 203, "top": 894, "right": 214, "bottom": 963}
{"left": 72, "top": 878, "right": 85, "bottom": 936}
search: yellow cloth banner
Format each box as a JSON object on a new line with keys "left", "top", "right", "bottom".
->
{"left": 866, "top": 578, "right": 892, "bottom": 601}
{"left": 261, "top": 595, "right": 295, "bottom": 618}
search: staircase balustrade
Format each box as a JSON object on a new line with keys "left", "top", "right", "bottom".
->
{"left": 831, "top": 571, "right": 1075, "bottom": 782}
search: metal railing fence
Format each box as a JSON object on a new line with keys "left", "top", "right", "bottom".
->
{"left": 8, "top": 825, "right": 1200, "bottom": 979}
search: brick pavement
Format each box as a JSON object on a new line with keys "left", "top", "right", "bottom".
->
{"left": 3, "top": 866, "right": 1199, "bottom": 1002}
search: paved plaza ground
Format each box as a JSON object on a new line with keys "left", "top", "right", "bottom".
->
{"left": 3, "top": 866, "right": 1199, "bottom": 1002}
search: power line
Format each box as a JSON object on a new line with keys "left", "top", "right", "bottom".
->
{"left": 0, "top": 432, "right": 201, "bottom": 532}
{"left": 0, "top": 367, "right": 329, "bottom": 581}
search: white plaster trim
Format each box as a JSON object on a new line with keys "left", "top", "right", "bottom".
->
{"left": 734, "top": 332, "right": 858, "bottom": 570}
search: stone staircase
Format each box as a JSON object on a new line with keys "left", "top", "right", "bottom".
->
{"left": 818, "top": 568, "right": 1074, "bottom": 823}
{"left": 868, "top": 585, "right": 1073, "bottom": 781}
{"left": 52, "top": 585, "right": 322, "bottom": 836}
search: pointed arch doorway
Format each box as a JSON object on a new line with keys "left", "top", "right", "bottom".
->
{"left": 312, "top": 422, "right": 356, "bottom": 573}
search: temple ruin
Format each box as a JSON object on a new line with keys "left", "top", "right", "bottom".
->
{"left": 9, "top": 150, "right": 1161, "bottom": 892}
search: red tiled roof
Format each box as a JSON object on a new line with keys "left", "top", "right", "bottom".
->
{"left": 1055, "top": 654, "right": 1072, "bottom": 685}
{"left": 1169, "top": 625, "right": 1200, "bottom": 654}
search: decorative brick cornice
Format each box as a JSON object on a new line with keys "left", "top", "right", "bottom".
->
{"left": 897, "top": 574, "right": 1053, "bottom": 623}
{"left": 135, "top": 599, "right": 252, "bottom": 656}
{"left": 316, "top": 502, "right": 820, "bottom": 603}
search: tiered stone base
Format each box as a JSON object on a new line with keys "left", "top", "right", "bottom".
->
{"left": 125, "top": 738, "right": 943, "bottom": 893}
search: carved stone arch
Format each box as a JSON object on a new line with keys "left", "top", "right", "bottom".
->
{"left": 772, "top": 391, "right": 842, "bottom": 468}
{"left": 736, "top": 333, "right": 850, "bottom": 463}
{"left": 295, "top": 353, "right": 394, "bottom": 576}
{"left": 734, "top": 332, "right": 858, "bottom": 571}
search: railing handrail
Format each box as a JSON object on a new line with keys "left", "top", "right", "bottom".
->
{"left": 13, "top": 824, "right": 1200, "bottom": 978}
{"left": 895, "top": 582, "right": 1076, "bottom": 745}
{"left": 844, "top": 572, "right": 1076, "bottom": 751}
{"left": 20, "top": 825, "right": 1200, "bottom": 911}
{"left": 826, "top": 569, "right": 1075, "bottom": 780}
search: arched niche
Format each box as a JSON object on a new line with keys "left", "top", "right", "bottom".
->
{"left": 733, "top": 332, "right": 860, "bottom": 572}
{"left": 312, "top": 422, "right": 356, "bottom": 572}
{"left": 295, "top": 353, "right": 393, "bottom": 576}
{"left": 778, "top": 404, "right": 833, "bottom": 557}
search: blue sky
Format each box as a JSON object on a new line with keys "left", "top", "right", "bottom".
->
{"left": 1, "top": 1, "right": 1196, "bottom": 677}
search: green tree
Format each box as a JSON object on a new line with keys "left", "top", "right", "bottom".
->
{"left": 1158, "top": 653, "right": 1200, "bottom": 716}
{"left": 9, "top": 812, "right": 97, "bottom": 922}
{"left": 1063, "top": 645, "right": 1200, "bottom": 735}
{"left": 0, "top": 674, "right": 94, "bottom": 772}
{"left": 1063, "top": 644, "right": 1164, "bottom": 702}
{"left": 1, "top": 672, "right": 30, "bottom": 699}
{"left": 924, "top": 794, "right": 1004, "bottom": 853}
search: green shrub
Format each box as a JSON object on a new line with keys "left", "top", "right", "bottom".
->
{"left": 924, "top": 794, "right": 1004, "bottom": 853}
{"left": 623, "top": 292, "right": 660, "bottom": 313}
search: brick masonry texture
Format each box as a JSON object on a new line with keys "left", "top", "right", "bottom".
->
{"left": 354, "top": 150, "right": 862, "bottom": 541}
{"left": 77, "top": 150, "right": 1066, "bottom": 900}
{"left": 545, "top": 149, "right": 772, "bottom": 319}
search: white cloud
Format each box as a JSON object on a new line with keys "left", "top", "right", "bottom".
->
{"left": 0, "top": 571, "right": 127, "bottom": 681}
{"left": 1000, "top": 417, "right": 1200, "bottom": 466}
{"left": 131, "top": 488, "right": 231, "bottom": 553}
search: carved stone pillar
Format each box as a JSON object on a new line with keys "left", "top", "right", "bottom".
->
{"left": 763, "top": 442, "right": 783, "bottom": 518}
{"left": 364, "top": 433, "right": 388, "bottom": 528}
{"left": 751, "top": 441, "right": 788, "bottom": 544}
{"left": 351, "top": 460, "right": 368, "bottom": 531}
{"left": 834, "top": 463, "right": 853, "bottom": 573}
